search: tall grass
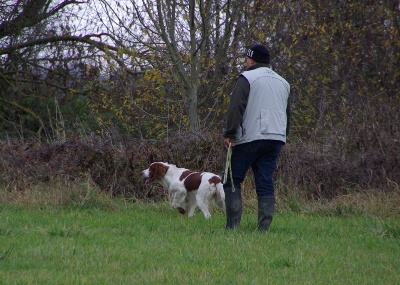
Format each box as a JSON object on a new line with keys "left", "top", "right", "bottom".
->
{"left": 0, "top": 177, "right": 117, "bottom": 211}
{"left": 2, "top": 176, "right": 399, "bottom": 217}
{"left": 1, "top": 196, "right": 399, "bottom": 284}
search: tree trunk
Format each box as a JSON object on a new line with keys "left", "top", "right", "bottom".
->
{"left": 186, "top": 86, "right": 200, "bottom": 131}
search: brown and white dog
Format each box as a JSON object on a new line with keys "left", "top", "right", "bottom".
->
{"left": 140, "top": 162, "right": 225, "bottom": 219}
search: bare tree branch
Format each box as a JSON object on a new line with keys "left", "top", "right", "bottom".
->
{"left": 0, "top": 0, "right": 87, "bottom": 38}
{"left": 0, "top": 34, "right": 120, "bottom": 55}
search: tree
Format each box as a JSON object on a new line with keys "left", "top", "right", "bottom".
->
{"left": 0, "top": 0, "right": 122, "bottom": 140}
{"left": 95, "top": 0, "right": 246, "bottom": 132}
{"left": 1, "top": 0, "right": 398, "bottom": 147}
{"left": 241, "top": 0, "right": 399, "bottom": 145}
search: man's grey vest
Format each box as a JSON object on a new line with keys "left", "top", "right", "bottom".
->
{"left": 235, "top": 67, "right": 290, "bottom": 145}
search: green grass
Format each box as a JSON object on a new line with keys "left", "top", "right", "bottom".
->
{"left": 1, "top": 203, "right": 399, "bottom": 285}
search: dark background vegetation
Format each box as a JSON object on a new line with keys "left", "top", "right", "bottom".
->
{"left": 0, "top": 1, "right": 399, "bottom": 205}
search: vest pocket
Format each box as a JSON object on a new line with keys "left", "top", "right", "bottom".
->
{"left": 260, "top": 109, "right": 286, "bottom": 135}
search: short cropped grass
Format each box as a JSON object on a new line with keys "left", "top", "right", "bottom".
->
{"left": 1, "top": 203, "right": 399, "bottom": 285}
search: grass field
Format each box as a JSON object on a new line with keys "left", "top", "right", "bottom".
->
{"left": 1, "top": 201, "right": 399, "bottom": 285}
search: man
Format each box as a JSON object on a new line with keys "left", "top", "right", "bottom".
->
{"left": 223, "top": 44, "right": 291, "bottom": 232}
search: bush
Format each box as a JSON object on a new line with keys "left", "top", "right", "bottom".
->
{"left": 0, "top": 131, "right": 398, "bottom": 204}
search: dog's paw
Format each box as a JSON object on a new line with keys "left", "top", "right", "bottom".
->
{"left": 171, "top": 202, "right": 180, "bottom": 208}
{"left": 204, "top": 213, "right": 211, "bottom": 220}
{"left": 177, "top": 207, "right": 186, "bottom": 215}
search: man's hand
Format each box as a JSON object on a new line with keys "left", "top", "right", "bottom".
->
{"left": 224, "top": 138, "right": 235, "bottom": 149}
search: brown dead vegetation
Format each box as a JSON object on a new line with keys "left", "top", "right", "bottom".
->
{"left": 1, "top": 131, "right": 398, "bottom": 204}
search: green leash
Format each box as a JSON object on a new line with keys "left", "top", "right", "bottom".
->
{"left": 223, "top": 142, "right": 235, "bottom": 192}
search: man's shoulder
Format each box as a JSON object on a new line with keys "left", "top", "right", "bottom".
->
{"left": 242, "top": 68, "right": 289, "bottom": 89}
{"left": 241, "top": 67, "right": 271, "bottom": 80}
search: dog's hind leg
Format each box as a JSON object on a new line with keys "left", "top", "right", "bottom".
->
{"left": 216, "top": 184, "right": 226, "bottom": 212}
{"left": 216, "top": 197, "right": 226, "bottom": 213}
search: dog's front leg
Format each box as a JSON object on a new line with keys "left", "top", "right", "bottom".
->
{"left": 170, "top": 189, "right": 187, "bottom": 213}
{"left": 171, "top": 190, "right": 186, "bottom": 208}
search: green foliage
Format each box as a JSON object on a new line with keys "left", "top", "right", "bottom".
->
{"left": 86, "top": 67, "right": 188, "bottom": 139}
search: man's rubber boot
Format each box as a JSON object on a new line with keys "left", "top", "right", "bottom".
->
{"left": 257, "top": 196, "right": 275, "bottom": 232}
{"left": 224, "top": 186, "right": 242, "bottom": 230}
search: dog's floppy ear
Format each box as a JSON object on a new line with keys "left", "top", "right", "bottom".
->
{"left": 153, "top": 163, "right": 168, "bottom": 180}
